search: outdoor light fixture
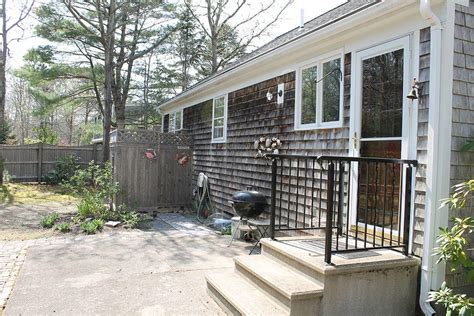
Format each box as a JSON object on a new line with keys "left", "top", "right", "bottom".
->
{"left": 407, "top": 78, "right": 420, "bottom": 100}
{"left": 266, "top": 89, "right": 273, "bottom": 101}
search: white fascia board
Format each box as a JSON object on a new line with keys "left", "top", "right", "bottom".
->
{"left": 159, "top": 0, "right": 425, "bottom": 114}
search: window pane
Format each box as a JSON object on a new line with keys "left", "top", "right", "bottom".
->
{"left": 214, "top": 118, "right": 224, "bottom": 127}
{"left": 214, "top": 105, "right": 224, "bottom": 118}
{"left": 175, "top": 111, "right": 182, "bottom": 130}
{"left": 361, "top": 49, "right": 404, "bottom": 138}
{"left": 169, "top": 113, "right": 176, "bottom": 132}
{"left": 357, "top": 140, "right": 402, "bottom": 230}
{"left": 301, "top": 66, "right": 317, "bottom": 124}
{"left": 214, "top": 97, "right": 224, "bottom": 116}
{"left": 213, "top": 127, "right": 224, "bottom": 139}
{"left": 322, "top": 58, "right": 341, "bottom": 122}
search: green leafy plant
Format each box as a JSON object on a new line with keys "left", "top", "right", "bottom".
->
{"left": 45, "top": 155, "right": 81, "bottom": 185}
{"left": 116, "top": 204, "right": 142, "bottom": 228}
{"left": 80, "top": 219, "right": 104, "bottom": 234}
{"left": 77, "top": 193, "right": 107, "bottom": 220}
{"left": 40, "top": 212, "right": 59, "bottom": 228}
{"left": 429, "top": 180, "right": 474, "bottom": 315}
{"left": 33, "top": 123, "right": 58, "bottom": 145}
{"left": 56, "top": 222, "right": 71, "bottom": 233}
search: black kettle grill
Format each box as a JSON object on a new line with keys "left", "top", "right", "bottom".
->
{"left": 231, "top": 187, "right": 267, "bottom": 218}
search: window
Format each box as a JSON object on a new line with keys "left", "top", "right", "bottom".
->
{"left": 212, "top": 95, "right": 228, "bottom": 142}
{"left": 295, "top": 54, "right": 343, "bottom": 129}
{"left": 168, "top": 109, "right": 183, "bottom": 132}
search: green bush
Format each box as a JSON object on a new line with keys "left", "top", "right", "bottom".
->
{"left": 80, "top": 219, "right": 104, "bottom": 234}
{"left": 46, "top": 155, "right": 81, "bottom": 185}
{"left": 428, "top": 180, "right": 474, "bottom": 315}
{"left": 55, "top": 222, "right": 71, "bottom": 233}
{"left": 40, "top": 212, "right": 59, "bottom": 228}
{"left": 116, "top": 204, "right": 142, "bottom": 228}
{"left": 63, "top": 161, "right": 119, "bottom": 204}
{"left": 77, "top": 194, "right": 107, "bottom": 220}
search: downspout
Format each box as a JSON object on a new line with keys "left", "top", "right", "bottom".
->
{"left": 419, "top": 1, "right": 443, "bottom": 315}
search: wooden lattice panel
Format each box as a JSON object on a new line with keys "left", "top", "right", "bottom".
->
{"left": 115, "top": 129, "right": 192, "bottom": 146}
{"left": 160, "top": 133, "right": 193, "bottom": 146}
{"left": 116, "top": 130, "right": 161, "bottom": 144}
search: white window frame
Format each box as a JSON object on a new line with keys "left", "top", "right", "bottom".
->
{"left": 211, "top": 94, "right": 228, "bottom": 143}
{"left": 168, "top": 109, "right": 183, "bottom": 132}
{"left": 294, "top": 50, "right": 344, "bottom": 130}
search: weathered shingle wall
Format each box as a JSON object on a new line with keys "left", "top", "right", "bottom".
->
{"left": 412, "top": 27, "right": 431, "bottom": 257}
{"left": 183, "top": 54, "right": 351, "bottom": 216}
{"left": 446, "top": 3, "right": 474, "bottom": 289}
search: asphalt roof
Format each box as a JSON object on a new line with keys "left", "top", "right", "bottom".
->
{"left": 159, "top": 0, "right": 380, "bottom": 108}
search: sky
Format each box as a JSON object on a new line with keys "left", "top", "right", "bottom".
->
{"left": 6, "top": 0, "right": 347, "bottom": 69}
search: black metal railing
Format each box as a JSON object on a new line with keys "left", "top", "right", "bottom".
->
{"left": 268, "top": 154, "right": 417, "bottom": 264}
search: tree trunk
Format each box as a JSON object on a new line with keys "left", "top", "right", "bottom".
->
{"left": 0, "top": 0, "right": 8, "bottom": 132}
{"left": 102, "top": 0, "right": 116, "bottom": 163}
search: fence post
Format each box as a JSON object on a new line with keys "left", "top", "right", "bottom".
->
{"left": 93, "top": 143, "right": 98, "bottom": 163}
{"left": 403, "top": 164, "right": 413, "bottom": 256}
{"left": 325, "top": 161, "right": 335, "bottom": 265}
{"left": 270, "top": 158, "right": 277, "bottom": 239}
{"left": 37, "top": 143, "right": 43, "bottom": 183}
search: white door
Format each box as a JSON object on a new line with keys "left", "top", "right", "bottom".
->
{"left": 349, "top": 36, "right": 412, "bottom": 234}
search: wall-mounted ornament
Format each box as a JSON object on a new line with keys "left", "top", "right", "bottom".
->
{"left": 175, "top": 153, "right": 190, "bottom": 167}
{"left": 266, "top": 89, "right": 273, "bottom": 101}
{"left": 144, "top": 148, "right": 158, "bottom": 160}
{"left": 254, "top": 136, "right": 282, "bottom": 161}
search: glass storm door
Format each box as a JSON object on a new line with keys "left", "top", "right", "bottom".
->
{"left": 351, "top": 37, "right": 411, "bottom": 232}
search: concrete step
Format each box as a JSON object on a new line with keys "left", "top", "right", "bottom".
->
{"left": 260, "top": 238, "right": 328, "bottom": 283}
{"left": 206, "top": 271, "right": 288, "bottom": 316}
{"left": 234, "top": 255, "right": 323, "bottom": 315}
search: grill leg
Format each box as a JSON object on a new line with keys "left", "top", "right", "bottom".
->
{"left": 228, "top": 217, "right": 242, "bottom": 247}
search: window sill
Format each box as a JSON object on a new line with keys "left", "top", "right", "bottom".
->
{"left": 294, "top": 122, "right": 344, "bottom": 131}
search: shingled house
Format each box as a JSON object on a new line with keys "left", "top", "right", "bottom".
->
{"left": 158, "top": 0, "right": 474, "bottom": 314}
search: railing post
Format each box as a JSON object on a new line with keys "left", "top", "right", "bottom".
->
{"left": 403, "top": 164, "right": 413, "bottom": 256}
{"left": 325, "top": 161, "right": 335, "bottom": 264}
{"left": 337, "top": 162, "right": 345, "bottom": 236}
{"left": 270, "top": 158, "right": 277, "bottom": 239}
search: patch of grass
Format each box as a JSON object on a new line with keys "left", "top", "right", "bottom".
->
{"left": 0, "top": 183, "right": 78, "bottom": 205}
{"left": 55, "top": 222, "right": 71, "bottom": 233}
{"left": 80, "top": 219, "right": 104, "bottom": 234}
{"left": 40, "top": 212, "right": 59, "bottom": 228}
{"left": 0, "top": 185, "right": 14, "bottom": 203}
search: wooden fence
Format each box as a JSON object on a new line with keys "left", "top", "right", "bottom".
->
{"left": 111, "top": 130, "right": 193, "bottom": 211}
{"left": 0, "top": 143, "right": 103, "bottom": 182}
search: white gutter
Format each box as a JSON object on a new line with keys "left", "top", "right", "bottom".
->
{"left": 418, "top": 0, "right": 443, "bottom": 315}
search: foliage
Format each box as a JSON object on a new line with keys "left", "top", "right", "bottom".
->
{"left": 40, "top": 212, "right": 59, "bottom": 228}
{"left": 33, "top": 123, "right": 58, "bottom": 145}
{"left": 55, "top": 222, "right": 71, "bottom": 233}
{"left": 0, "top": 120, "right": 13, "bottom": 144}
{"left": 63, "top": 161, "right": 119, "bottom": 204}
{"left": 45, "top": 155, "right": 81, "bottom": 185}
{"left": 76, "top": 193, "right": 108, "bottom": 220}
{"left": 429, "top": 180, "right": 474, "bottom": 315}
{"left": 116, "top": 204, "right": 142, "bottom": 229}
{"left": 80, "top": 219, "right": 104, "bottom": 235}
{"left": 429, "top": 282, "right": 474, "bottom": 316}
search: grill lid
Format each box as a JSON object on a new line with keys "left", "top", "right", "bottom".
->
{"left": 232, "top": 190, "right": 267, "bottom": 204}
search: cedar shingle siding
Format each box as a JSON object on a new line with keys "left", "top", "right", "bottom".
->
{"left": 446, "top": 3, "right": 474, "bottom": 289}
{"left": 183, "top": 54, "right": 351, "bottom": 217}
{"left": 412, "top": 27, "right": 431, "bottom": 257}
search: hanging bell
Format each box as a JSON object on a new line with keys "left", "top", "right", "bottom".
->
{"left": 407, "top": 78, "right": 419, "bottom": 100}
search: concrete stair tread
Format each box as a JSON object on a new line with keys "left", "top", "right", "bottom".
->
{"left": 234, "top": 255, "right": 324, "bottom": 300}
{"left": 206, "top": 271, "right": 288, "bottom": 315}
{"left": 261, "top": 238, "right": 419, "bottom": 275}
